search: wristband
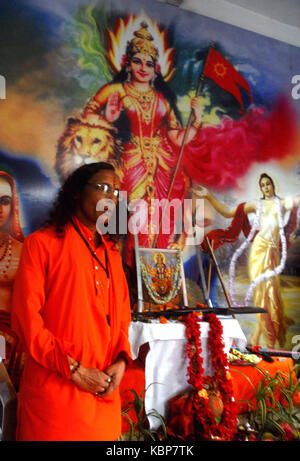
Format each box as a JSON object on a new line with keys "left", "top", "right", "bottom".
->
{"left": 70, "top": 360, "right": 80, "bottom": 375}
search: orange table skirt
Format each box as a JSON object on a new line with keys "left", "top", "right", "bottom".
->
{"left": 120, "top": 356, "right": 299, "bottom": 432}
{"left": 229, "top": 357, "right": 300, "bottom": 413}
{"left": 120, "top": 358, "right": 146, "bottom": 433}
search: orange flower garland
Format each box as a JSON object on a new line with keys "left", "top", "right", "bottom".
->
{"left": 183, "top": 312, "right": 237, "bottom": 440}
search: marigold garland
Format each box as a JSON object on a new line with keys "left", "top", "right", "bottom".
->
{"left": 183, "top": 312, "right": 237, "bottom": 440}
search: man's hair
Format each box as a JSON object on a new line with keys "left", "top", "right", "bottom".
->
{"left": 44, "top": 162, "right": 117, "bottom": 236}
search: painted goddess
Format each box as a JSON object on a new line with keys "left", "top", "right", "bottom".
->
{"left": 0, "top": 171, "right": 24, "bottom": 317}
{"left": 79, "top": 15, "right": 297, "bottom": 268}
{"left": 193, "top": 174, "right": 300, "bottom": 348}
{"left": 83, "top": 21, "right": 202, "bottom": 253}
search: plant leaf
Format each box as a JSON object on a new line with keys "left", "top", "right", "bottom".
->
{"left": 230, "top": 368, "right": 256, "bottom": 392}
{"left": 259, "top": 399, "right": 267, "bottom": 428}
{"left": 267, "top": 418, "right": 285, "bottom": 436}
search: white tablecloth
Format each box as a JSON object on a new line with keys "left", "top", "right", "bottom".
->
{"left": 129, "top": 318, "right": 247, "bottom": 429}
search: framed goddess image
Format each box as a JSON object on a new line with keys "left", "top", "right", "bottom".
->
{"left": 136, "top": 247, "right": 188, "bottom": 312}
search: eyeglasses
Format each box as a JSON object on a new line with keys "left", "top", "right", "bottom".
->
{"left": 87, "top": 183, "right": 120, "bottom": 198}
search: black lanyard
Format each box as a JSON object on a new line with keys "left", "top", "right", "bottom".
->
{"left": 71, "top": 219, "right": 110, "bottom": 279}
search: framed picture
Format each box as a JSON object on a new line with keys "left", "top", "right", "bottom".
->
{"left": 135, "top": 247, "right": 188, "bottom": 312}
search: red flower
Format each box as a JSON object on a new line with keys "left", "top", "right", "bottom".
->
{"left": 160, "top": 316, "right": 168, "bottom": 324}
{"left": 183, "top": 313, "right": 237, "bottom": 440}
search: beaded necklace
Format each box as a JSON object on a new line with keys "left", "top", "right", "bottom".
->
{"left": 71, "top": 219, "right": 109, "bottom": 280}
{"left": 0, "top": 236, "right": 12, "bottom": 279}
{"left": 125, "top": 83, "right": 155, "bottom": 124}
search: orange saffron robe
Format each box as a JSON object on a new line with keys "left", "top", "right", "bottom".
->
{"left": 11, "top": 217, "right": 132, "bottom": 441}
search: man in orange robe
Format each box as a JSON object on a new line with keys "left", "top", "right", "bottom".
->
{"left": 11, "top": 162, "right": 132, "bottom": 441}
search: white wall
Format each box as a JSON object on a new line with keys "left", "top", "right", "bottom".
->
{"left": 160, "top": 0, "right": 300, "bottom": 48}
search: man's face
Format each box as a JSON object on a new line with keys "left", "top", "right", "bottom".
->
{"left": 75, "top": 169, "right": 120, "bottom": 230}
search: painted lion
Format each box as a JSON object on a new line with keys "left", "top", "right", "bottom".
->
{"left": 55, "top": 114, "right": 122, "bottom": 182}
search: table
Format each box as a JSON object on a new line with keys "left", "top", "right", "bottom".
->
{"left": 129, "top": 318, "right": 247, "bottom": 429}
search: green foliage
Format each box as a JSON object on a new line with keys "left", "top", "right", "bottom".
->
{"left": 232, "top": 365, "right": 300, "bottom": 441}
{"left": 121, "top": 385, "right": 167, "bottom": 442}
{"left": 64, "top": 5, "right": 112, "bottom": 96}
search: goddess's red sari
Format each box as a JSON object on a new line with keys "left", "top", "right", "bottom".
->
{"left": 84, "top": 83, "right": 297, "bottom": 257}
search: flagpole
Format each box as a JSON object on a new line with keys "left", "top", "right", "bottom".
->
{"left": 153, "top": 43, "right": 214, "bottom": 248}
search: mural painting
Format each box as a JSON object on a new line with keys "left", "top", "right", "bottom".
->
{"left": 0, "top": 0, "right": 299, "bottom": 351}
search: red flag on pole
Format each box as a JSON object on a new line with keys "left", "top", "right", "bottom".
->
{"left": 203, "top": 48, "right": 253, "bottom": 114}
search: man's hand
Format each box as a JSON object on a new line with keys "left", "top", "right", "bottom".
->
{"left": 71, "top": 365, "right": 112, "bottom": 395}
{"left": 98, "top": 358, "right": 127, "bottom": 398}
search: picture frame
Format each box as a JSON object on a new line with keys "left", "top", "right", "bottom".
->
{"left": 135, "top": 247, "right": 188, "bottom": 312}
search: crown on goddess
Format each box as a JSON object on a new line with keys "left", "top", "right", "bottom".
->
{"left": 126, "top": 21, "right": 159, "bottom": 61}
